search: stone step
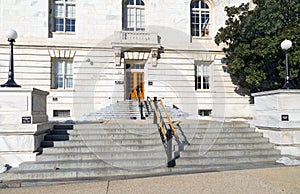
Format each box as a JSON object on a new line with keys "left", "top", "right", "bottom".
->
{"left": 90, "top": 110, "right": 140, "bottom": 116}
{"left": 4, "top": 166, "right": 169, "bottom": 184}
{"left": 68, "top": 133, "right": 159, "bottom": 140}
{"left": 175, "top": 154, "right": 279, "bottom": 166}
{"left": 49, "top": 129, "right": 70, "bottom": 135}
{"left": 179, "top": 148, "right": 280, "bottom": 158}
{"left": 176, "top": 132, "right": 263, "bottom": 139}
{"left": 75, "top": 123, "right": 158, "bottom": 129}
{"left": 178, "top": 142, "right": 275, "bottom": 151}
{"left": 41, "top": 138, "right": 162, "bottom": 147}
{"left": 53, "top": 125, "right": 74, "bottom": 130}
{"left": 19, "top": 158, "right": 167, "bottom": 171}
{"left": 44, "top": 135, "right": 70, "bottom": 141}
{"left": 177, "top": 122, "right": 250, "bottom": 128}
{"left": 68, "top": 130, "right": 159, "bottom": 137}
{"left": 171, "top": 162, "right": 279, "bottom": 174}
{"left": 185, "top": 137, "right": 269, "bottom": 144}
{"left": 175, "top": 127, "right": 255, "bottom": 133}
{"left": 37, "top": 150, "right": 166, "bottom": 161}
{"left": 73, "top": 129, "right": 158, "bottom": 135}
{"left": 42, "top": 144, "right": 165, "bottom": 154}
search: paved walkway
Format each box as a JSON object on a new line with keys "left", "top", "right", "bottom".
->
{"left": 0, "top": 166, "right": 300, "bottom": 194}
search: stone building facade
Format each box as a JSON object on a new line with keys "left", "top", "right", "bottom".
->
{"left": 0, "top": 0, "right": 254, "bottom": 121}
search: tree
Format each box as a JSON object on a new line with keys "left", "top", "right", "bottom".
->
{"left": 215, "top": 0, "right": 300, "bottom": 94}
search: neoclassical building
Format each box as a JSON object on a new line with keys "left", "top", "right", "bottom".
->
{"left": 0, "top": 0, "right": 254, "bottom": 121}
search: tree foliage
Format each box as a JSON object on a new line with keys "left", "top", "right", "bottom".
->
{"left": 215, "top": 0, "right": 300, "bottom": 93}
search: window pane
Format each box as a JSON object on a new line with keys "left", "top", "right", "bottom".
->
{"left": 201, "top": 1, "right": 209, "bottom": 9}
{"left": 65, "top": 61, "right": 73, "bottom": 74}
{"left": 66, "top": 19, "right": 75, "bottom": 32}
{"left": 191, "top": 1, "right": 199, "bottom": 8}
{"left": 55, "top": 75, "right": 64, "bottom": 88}
{"left": 136, "top": 8, "right": 145, "bottom": 30}
{"left": 55, "top": 4, "right": 64, "bottom": 17}
{"left": 197, "top": 76, "right": 202, "bottom": 89}
{"left": 191, "top": 12, "right": 199, "bottom": 36}
{"left": 125, "top": 0, "right": 134, "bottom": 5}
{"left": 55, "top": 61, "right": 63, "bottom": 74}
{"left": 203, "top": 76, "right": 209, "bottom": 89}
{"left": 203, "top": 65, "right": 210, "bottom": 76}
{"left": 136, "top": 0, "right": 145, "bottom": 6}
{"left": 66, "top": 4, "right": 76, "bottom": 18}
{"left": 126, "top": 8, "right": 134, "bottom": 29}
{"left": 65, "top": 75, "right": 73, "bottom": 88}
{"left": 54, "top": 18, "right": 64, "bottom": 31}
{"left": 196, "top": 65, "right": 202, "bottom": 76}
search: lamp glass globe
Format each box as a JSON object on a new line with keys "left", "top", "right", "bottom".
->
{"left": 281, "top": 39, "right": 292, "bottom": 50}
{"left": 5, "top": 29, "right": 18, "bottom": 40}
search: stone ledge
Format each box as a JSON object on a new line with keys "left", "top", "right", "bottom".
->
{"left": 252, "top": 89, "right": 300, "bottom": 97}
{"left": 0, "top": 122, "right": 54, "bottom": 135}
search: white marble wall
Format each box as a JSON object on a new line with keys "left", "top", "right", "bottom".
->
{"left": 252, "top": 89, "right": 300, "bottom": 156}
{"left": 0, "top": 0, "right": 253, "bottom": 46}
{"left": 0, "top": 88, "right": 52, "bottom": 167}
{"left": 0, "top": 0, "right": 254, "bottom": 120}
{"left": 0, "top": 88, "right": 48, "bottom": 124}
{"left": 252, "top": 90, "right": 300, "bottom": 128}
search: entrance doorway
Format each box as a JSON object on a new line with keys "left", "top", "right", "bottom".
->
{"left": 125, "top": 63, "right": 145, "bottom": 100}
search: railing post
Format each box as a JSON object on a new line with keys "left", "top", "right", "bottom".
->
{"left": 153, "top": 97, "right": 158, "bottom": 124}
{"left": 139, "top": 100, "right": 145, "bottom": 120}
{"left": 167, "top": 128, "right": 175, "bottom": 167}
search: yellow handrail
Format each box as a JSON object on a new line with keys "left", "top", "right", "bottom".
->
{"left": 151, "top": 100, "right": 166, "bottom": 137}
{"left": 159, "top": 99, "right": 177, "bottom": 136}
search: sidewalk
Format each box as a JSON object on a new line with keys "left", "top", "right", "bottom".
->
{"left": 0, "top": 166, "right": 299, "bottom": 194}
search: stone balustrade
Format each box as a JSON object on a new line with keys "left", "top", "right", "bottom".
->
{"left": 112, "top": 31, "right": 160, "bottom": 47}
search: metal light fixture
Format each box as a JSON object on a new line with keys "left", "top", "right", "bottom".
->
{"left": 280, "top": 39, "right": 292, "bottom": 89}
{"left": 1, "top": 29, "right": 21, "bottom": 87}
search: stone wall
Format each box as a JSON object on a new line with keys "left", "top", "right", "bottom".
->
{"left": 0, "top": 0, "right": 254, "bottom": 120}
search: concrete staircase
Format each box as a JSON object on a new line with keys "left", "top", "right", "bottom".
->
{"left": 0, "top": 121, "right": 168, "bottom": 187}
{"left": 84, "top": 100, "right": 151, "bottom": 120}
{"left": 172, "top": 120, "right": 281, "bottom": 173}
{"left": 82, "top": 100, "right": 188, "bottom": 121}
{"left": 0, "top": 102, "right": 282, "bottom": 187}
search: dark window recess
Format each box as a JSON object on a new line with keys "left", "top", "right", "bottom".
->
{"left": 53, "top": 110, "right": 70, "bottom": 117}
{"left": 198, "top": 109, "right": 211, "bottom": 116}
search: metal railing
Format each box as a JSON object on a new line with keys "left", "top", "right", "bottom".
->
{"left": 149, "top": 97, "right": 177, "bottom": 167}
{"left": 159, "top": 99, "right": 177, "bottom": 136}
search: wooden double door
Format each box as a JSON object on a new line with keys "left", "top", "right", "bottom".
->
{"left": 126, "top": 71, "right": 144, "bottom": 100}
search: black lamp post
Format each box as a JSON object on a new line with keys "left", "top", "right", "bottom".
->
{"left": 280, "top": 39, "right": 292, "bottom": 89}
{"left": 1, "top": 29, "right": 21, "bottom": 87}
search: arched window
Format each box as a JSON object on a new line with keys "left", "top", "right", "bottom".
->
{"left": 123, "top": 0, "right": 145, "bottom": 31}
{"left": 191, "top": 0, "right": 210, "bottom": 37}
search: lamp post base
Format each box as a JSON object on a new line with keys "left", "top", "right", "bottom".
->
{"left": 283, "top": 82, "right": 292, "bottom": 90}
{"left": 1, "top": 79, "right": 21, "bottom": 87}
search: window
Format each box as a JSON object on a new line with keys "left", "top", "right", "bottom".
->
{"left": 198, "top": 109, "right": 212, "bottom": 116}
{"left": 53, "top": 110, "right": 70, "bottom": 117}
{"left": 51, "top": 59, "right": 73, "bottom": 89}
{"left": 191, "top": 0, "right": 210, "bottom": 37}
{"left": 51, "top": 0, "right": 76, "bottom": 33}
{"left": 195, "top": 64, "right": 210, "bottom": 90}
{"left": 123, "top": 0, "right": 145, "bottom": 31}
